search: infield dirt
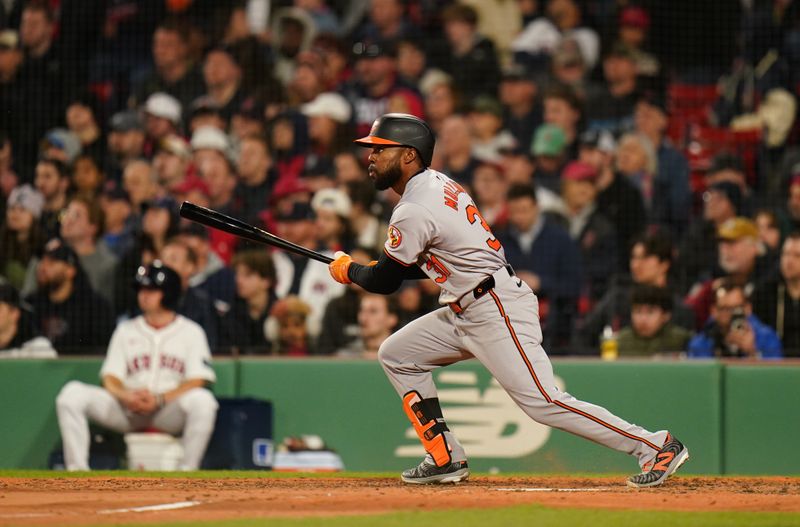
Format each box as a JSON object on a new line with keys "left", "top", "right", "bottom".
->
{"left": 1, "top": 475, "right": 798, "bottom": 526}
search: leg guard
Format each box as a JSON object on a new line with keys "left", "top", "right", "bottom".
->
{"left": 402, "top": 391, "right": 451, "bottom": 467}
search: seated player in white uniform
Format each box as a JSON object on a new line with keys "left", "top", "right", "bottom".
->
{"left": 55, "top": 261, "right": 219, "bottom": 470}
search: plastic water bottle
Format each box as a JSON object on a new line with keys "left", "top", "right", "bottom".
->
{"left": 600, "top": 325, "right": 618, "bottom": 361}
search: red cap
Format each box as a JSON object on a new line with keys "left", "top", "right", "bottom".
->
{"left": 620, "top": 6, "right": 650, "bottom": 29}
{"left": 172, "top": 174, "right": 210, "bottom": 197}
{"left": 561, "top": 161, "right": 597, "bottom": 182}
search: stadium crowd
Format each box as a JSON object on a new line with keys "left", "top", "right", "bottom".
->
{"left": 1, "top": 0, "right": 800, "bottom": 359}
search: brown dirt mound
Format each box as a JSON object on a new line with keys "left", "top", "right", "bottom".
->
{"left": 1, "top": 475, "right": 798, "bottom": 526}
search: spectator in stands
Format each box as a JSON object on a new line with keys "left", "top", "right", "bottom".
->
{"left": 531, "top": 123, "right": 569, "bottom": 195}
{"left": 152, "top": 135, "right": 192, "bottom": 193}
{"left": 270, "top": 7, "right": 318, "bottom": 88}
{"left": 686, "top": 217, "right": 773, "bottom": 330}
{"left": 634, "top": 93, "right": 692, "bottom": 236}
{"left": 751, "top": 232, "right": 800, "bottom": 357}
{"left": 141, "top": 196, "right": 180, "bottom": 259}
{"left": 0, "top": 281, "right": 56, "bottom": 358}
{"left": 234, "top": 134, "right": 273, "bottom": 225}
{"left": 614, "top": 133, "right": 657, "bottom": 216}
{"left": 678, "top": 182, "right": 742, "bottom": 290}
{"left": 160, "top": 237, "right": 220, "bottom": 350}
{"left": 440, "top": 3, "right": 501, "bottom": 100}
{"left": 586, "top": 44, "right": 639, "bottom": 133}
{"left": 220, "top": 250, "right": 276, "bottom": 355}
{"left": 468, "top": 96, "right": 518, "bottom": 162}
{"left": 703, "top": 153, "right": 753, "bottom": 216}
{"left": 1, "top": 184, "right": 44, "bottom": 292}
{"left": 779, "top": 175, "right": 800, "bottom": 235}
{"left": 201, "top": 45, "right": 245, "bottom": 125}
{"left": 287, "top": 61, "right": 325, "bottom": 106}
{"left": 312, "top": 187, "right": 355, "bottom": 253}
{"left": 579, "top": 230, "right": 694, "bottom": 350}
{"left": 269, "top": 295, "right": 312, "bottom": 355}
{"left": 230, "top": 96, "right": 268, "bottom": 143}
{"left": 301, "top": 91, "right": 354, "bottom": 158}
{"left": 356, "top": 0, "right": 417, "bottom": 45}
{"left": 345, "top": 39, "right": 422, "bottom": 137}
{"left": 187, "top": 97, "right": 227, "bottom": 134}
{"left": 395, "top": 38, "right": 428, "bottom": 87}
{"left": 99, "top": 184, "right": 135, "bottom": 259}
{"left": 512, "top": 0, "right": 600, "bottom": 70}
{"left": 542, "top": 84, "right": 583, "bottom": 160}
{"left": 191, "top": 126, "right": 238, "bottom": 217}
{"left": 71, "top": 155, "right": 105, "bottom": 202}
{"left": 16, "top": 1, "right": 63, "bottom": 171}
{"left": 471, "top": 161, "right": 509, "bottom": 229}
{"left": 34, "top": 158, "right": 70, "bottom": 241}
{"left": 580, "top": 129, "right": 646, "bottom": 271}
{"left": 131, "top": 17, "right": 205, "bottom": 111}
{"left": 499, "top": 63, "right": 542, "bottom": 154}
{"left": 421, "top": 75, "right": 459, "bottom": 135}
{"left": 550, "top": 37, "right": 592, "bottom": 99}
{"left": 55, "top": 261, "right": 218, "bottom": 471}
{"left": 142, "top": 92, "right": 182, "bottom": 146}
{"left": 438, "top": 114, "right": 480, "bottom": 187}
{"left": 559, "top": 160, "right": 618, "bottom": 301}
{"left": 177, "top": 224, "right": 232, "bottom": 297}
{"left": 26, "top": 238, "right": 114, "bottom": 354}
{"left": 122, "top": 160, "right": 160, "bottom": 217}
{"left": 498, "top": 184, "right": 581, "bottom": 350}
{"left": 755, "top": 209, "right": 783, "bottom": 268}
{"left": 64, "top": 92, "right": 106, "bottom": 168}
{"left": 617, "top": 284, "right": 691, "bottom": 356}
{"left": 688, "top": 279, "right": 782, "bottom": 359}
{"left": 60, "top": 197, "right": 118, "bottom": 305}
{"left": 0, "top": 33, "right": 24, "bottom": 174}
{"left": 337, "top": 293, "right": 399, "bottom": 358}
{"left": 106, "top": 111, "right": 146, "bottom": 182}
{"left": 615, "top": 5, "right": 660, "bottom": 78}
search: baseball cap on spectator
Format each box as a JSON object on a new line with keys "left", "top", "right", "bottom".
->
{"left": 605, "top": 43, "right": 636, "bottom": 61}
{"left": 7, "top": 184, "right": 44, "bottom": 219}
{"left": 235, "top": 96, "right": 266, "bottom": 121}
{"left": 311, "top": 188, "right": 352, "bottom": 217}
{"left": 717, "top": 217, "right": 758, "bottom": 242}
{"left": 101, "top": 181, "right": 130, "bottom": 202}
{"left": 172, "top": 175, "right": 210, "bottom": 198}
{"left": 579, "top": 129, "right": 616, "bottom": 153}
{"left": 143, "top": 92, "right": 182, "bottom": 124}
{"left": 42, "top": 238, "right": 79, "bottom": 267}
{"left": 707, "top": 181, "right": 743, "bottom": 214}
{"left": 0, "top": 29, "right": 19, "bottom": 50}
{"left": 418, "top": 69, "right": 452, "bottom": 97}
{"left": 42, "top": 128, "right": 82, "bottom": 165}
{"left": 141, "top": 195, "right": 178, "bottom": 214}
{"left": 620, "top": 5, "right": 651, "bottom": 30}
{"left": 301, "top": 92, "right": 352, "bottom": 124}
{"left": 270, "top": 178, "right": 311, "bottom": 203}
{"left": 501, "top": 63, "right": 536, "bottom": 82}
{"left": 110, "top": 110, "right": 144, "bottom": 132}
{"left": 157, "top": 134, "right": 191, "bottom": 159}
{"left": 561, "top": 161, "right": 597, "bottom": 182}
{"left": 191, "top": 126, "right": 236, "bottom": 163}
{"left": 708, "top": 152, "right": 744, "bottom": 175}
{"left": 531, "top": 124, "right": 567, "bottom": 157}
{"left": 469, "top": 95, "right": 504, "bottom": 119}
{"left": 352, "top": 39, "right": 396, "bottom": 60}
{"left": 0, "top": 281, "right": 20, "bottom": 308}
{"left": 552, "top": 38, "right": 585, "bottom": 68}
{"left": 275, "top": 201, "right": 314, "bottom": 222}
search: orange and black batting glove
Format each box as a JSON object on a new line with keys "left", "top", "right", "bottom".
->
{"left": 329, "top": 251, "right": 353, "bottom": 284}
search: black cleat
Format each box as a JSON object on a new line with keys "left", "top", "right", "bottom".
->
{"left": 627, "top": 434, "right": 689, "bottom": 488}
{"left": 401, "top": 457, "right": 469, "bottom": 484}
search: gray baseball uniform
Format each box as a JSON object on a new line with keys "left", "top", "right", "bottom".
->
{"left": 378, "top": 169, "right": 668, "bottom": 469}
{"left": 55, "top": 315, "right": 218, "bottom": 470}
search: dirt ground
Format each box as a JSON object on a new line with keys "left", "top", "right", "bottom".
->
{"left": 0, "top": 475, "right": 798, "bottom": 526}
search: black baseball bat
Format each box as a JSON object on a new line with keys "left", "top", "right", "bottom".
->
{"left": 179, "top": 201, "right": 334, "bottom": 264}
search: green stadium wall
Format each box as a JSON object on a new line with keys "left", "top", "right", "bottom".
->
{"left": 0, "top": 358, "right": 796, "bottom": 475}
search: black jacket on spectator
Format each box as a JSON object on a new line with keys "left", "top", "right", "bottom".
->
{"left": 677, "top": 219, "right": 720, "bottom": 293}
{"left": 316, "top": 288, "right": 361, "bottom": 356}
{"left": 751, "top": 274, "right": 800, "bottom": 358}
{"left": 26, "top": 275, "right": 114, "bottom": 355}
{"left": 131, "top": 64, "right": 206, "bottom": 112}
{"left": 596, "top": 172, "right": 647, "bottom": 272}
{"left": 441, "top": 37, "right": 501, "bottom": 100}
{"left": 218, "top": 293, "right": 276, "bottom": 355}
{"left": 176, "top": 286, "right": 220, "bottom": 351}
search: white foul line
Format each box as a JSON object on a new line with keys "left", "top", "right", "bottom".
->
{"left": 495, "top": 488, "right": 611, "bottom": 492}
{"left": 98, "top": 500, "right": 202, "bottom": 514}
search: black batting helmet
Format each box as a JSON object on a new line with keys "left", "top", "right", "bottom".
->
{"left": 134, "top": 260, "right": 181, "bottom": 311}
{"left": 354, "top": 113, "right": 435, "bottom": 167}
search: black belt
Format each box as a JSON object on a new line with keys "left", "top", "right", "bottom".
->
{"left": 449, "top": 265, "right": 514, "bottom": 314}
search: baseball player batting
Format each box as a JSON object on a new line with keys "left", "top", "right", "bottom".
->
{"left": 55, "top": 261, "right": 218, "bottom": 471}
{"left": 328, "top": 113, "right": 689, "bottom": 487}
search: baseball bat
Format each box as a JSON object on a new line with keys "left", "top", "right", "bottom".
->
{"left": 179, "top": 201, "right": 334, "bottom": 264}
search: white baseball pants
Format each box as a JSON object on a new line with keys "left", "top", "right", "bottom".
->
{"left": 55, "top": 381, "right": 219, "bottom": 471}
{"left": 379, "top": 271, "right": 668, "bottom": 469}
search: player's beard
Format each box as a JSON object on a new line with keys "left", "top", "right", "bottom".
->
{"left": 371, "top": 158, "right": 403, "bottom": 191}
